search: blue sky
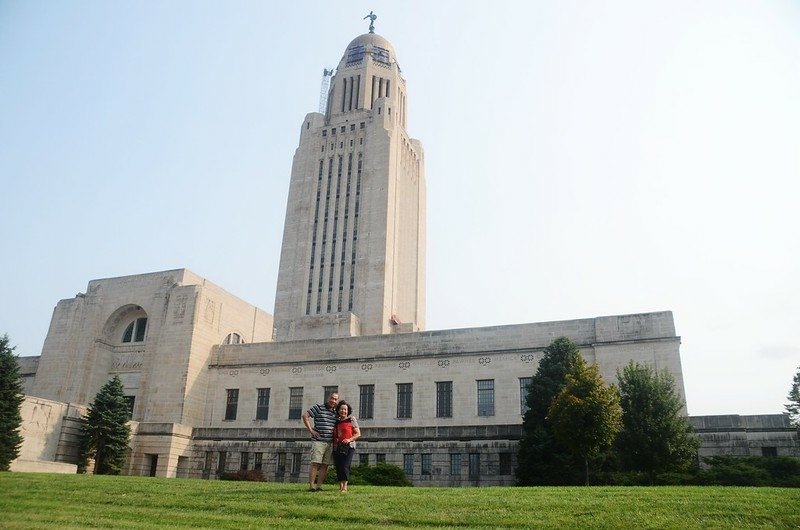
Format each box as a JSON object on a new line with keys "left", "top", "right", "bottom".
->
{"left": 1, "top": 1, "right": 798, "bottom": 415}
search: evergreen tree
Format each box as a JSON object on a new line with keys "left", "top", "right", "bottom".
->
{"left": 80, "top": 376, "right": 131, "bottom": 475}
{"left": 786, "top": 366, "right": 800, "bottom": 429}
{"left": 0, "top": 334, "right": 25, "bottom": 471}
{"left": 549, "top": 363, "right": 622, "bottom": 486}
{"left": 616, "top": 361, "right": 699, "bottom": 483}
{"left": 516, "top": 337, "right": 586, "bottom": 485}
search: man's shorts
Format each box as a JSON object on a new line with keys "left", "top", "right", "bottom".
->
{"left": 309, "top": 440, "right": 333, "bottom": 465}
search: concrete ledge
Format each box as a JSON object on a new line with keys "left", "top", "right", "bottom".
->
{"left": 10, "top": 459, "right": 77, "bottom": 474}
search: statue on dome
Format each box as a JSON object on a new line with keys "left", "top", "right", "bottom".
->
{"left": 363, "top": 11, "right": 377, "bottom": 34}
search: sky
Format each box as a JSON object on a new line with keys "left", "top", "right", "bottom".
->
{"left": 1, "top": 1, "right": 798, "bottom": 416}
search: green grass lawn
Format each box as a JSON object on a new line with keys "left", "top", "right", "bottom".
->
{"left": 0, "top": 472, "right": 798, "bottom": 529}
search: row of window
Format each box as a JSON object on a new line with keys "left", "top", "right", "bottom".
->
{"left": 223, "top": 378, "right": 534, "bottom": 421}
{"left": 207, "top": 450, "right": 512, "bottom": 478}
{"left": 321, "top": 122, "right": 366, "bottom": 137}
{"left": 305, "top": 152, "right": 363, "bottom": 316}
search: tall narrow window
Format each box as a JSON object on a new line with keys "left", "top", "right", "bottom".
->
{"left": 240, "top": 452, "right": 249, "bottom": 470}
{"left": 421, "top": 454, "right": 432, "bottom": 475}
{"left": 276, "top": 453, "right": 286, "bottom": 475}
{"left": 291, "top": 453, "right": 302, "bottom": 475}
{"left": 436, "top": 381, "right": 453, "bottom": 418}
{"left": 469, "top": 453, "right": 480, "bottom": 478}
{"left": 499, "top": 453, "right": 512, "bottom": 474}
{"left": 254, "top": 452, "right": 263, "bottom": 471}
{"left": 477, "top": 379, "right": 495, "bottom": 416}
{"left": 519, "top": 377, "right": 532, "bottom": 415}
{"left": 403, "top": 454, "right": 414, "bottom": 476}
{"left": 307, "top": 159, "right": 325, "bottom": 315}
{"left": 288, "top": 387, "right": 303, "bottom": 419}
{"left": 450, "top": 453, "right": 461, "bottom": 476}
{"left": 397, "top": 383, "right": 413, "bottom": 419}
{"left": 348, "top": 154, "right": 363, "bottom": 311}
{"left": 124, "top": 396, "right": 135, "bottom": 419}
{"left": 256, "top": 388, "right": 270, "bottom": 420}
{"left": 359, "top": 384, "right": 374, "bottom": 419}
{"left": 225, "top": 389, "right": 239, "bottom": 421}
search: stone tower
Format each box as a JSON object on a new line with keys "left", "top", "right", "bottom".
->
{"left": 273, "top": 30, "right": 426, "bottom": 341}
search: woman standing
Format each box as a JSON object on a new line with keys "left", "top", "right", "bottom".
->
{"left": 332, "top": 401, "right": 361, "bottom": 493}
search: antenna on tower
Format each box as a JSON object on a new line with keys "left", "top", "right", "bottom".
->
{"left": 318, "top": 68, "right": 333, "bottom": 114}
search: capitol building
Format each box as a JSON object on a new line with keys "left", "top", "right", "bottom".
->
{"left": 13, "top": 25, "right": 796, "bottom": 486}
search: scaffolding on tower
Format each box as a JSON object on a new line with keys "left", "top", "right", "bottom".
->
{"left": 318, "top": 68, "right": 333, "bottom": 114}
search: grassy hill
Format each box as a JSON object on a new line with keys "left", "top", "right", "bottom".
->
{"left": 1, "top": 472, "right": 798, "bottom": 528}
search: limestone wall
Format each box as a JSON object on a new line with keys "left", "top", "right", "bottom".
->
{"left": 206, "top": 311, "right": 682, "bottom": 430}
{"left": 690, "top": 414, "right": 800, "bottom": 458}
{"left": 10, "top": 396, "right": 84, "bottom": 474}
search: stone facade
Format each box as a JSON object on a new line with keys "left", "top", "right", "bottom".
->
{"left": 691, "top": 414, "right": 800, "bottom": 459}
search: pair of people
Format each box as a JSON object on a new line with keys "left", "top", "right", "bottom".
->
{"left": 301, "top": 392, "right": 361, "bottom": 493}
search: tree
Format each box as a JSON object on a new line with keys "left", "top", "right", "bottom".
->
{"left": 548, "top": 362, "right": 622, "bottom": 486}
{"left": 786, "top": 366, "right": 800, "bottom": 429}
{"left": 516, "top": 337, "right": 586, "bottom": 485}
{"left": 0, "top": 334, "right": 25, "bottom": 471}
{"left": 615, "top": 361, "right": 699, "bottom": 483}
{"left": 80, "top": 376, "right": 131, "bottom": 475}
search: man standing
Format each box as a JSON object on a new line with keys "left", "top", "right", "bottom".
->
{"left": 301, "top": 392, "right": 338, "bottom": 491}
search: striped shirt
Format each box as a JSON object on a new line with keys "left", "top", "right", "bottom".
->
{"left": 307, "top": 403, "right": 337, "bottom": 441}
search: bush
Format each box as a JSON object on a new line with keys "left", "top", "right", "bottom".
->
{"left": 325, "top": 462, "right": 412, "bottom": 486}
{"left": 696, "top": 456, "right": 800, "bottom": 487}
{"left": 220, "top": 470, "right": 267, "bottom": 482}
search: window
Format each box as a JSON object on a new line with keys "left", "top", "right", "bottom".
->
{"left": 323, "top": 386, "right": 338, "bottom": 404}
{"left": 254, "top": 452, "right": 263, "bottom": 471}
{"left": 350, "top": 124, "right": 355, "bottom": 131}
{"left": 291, "top": 453, "right": 302, "bottom": 474}
{"left": 222, "top": 332, "right": 244, "bottom": 345}
{"left": 468, "top": 453, "right": 480, "bottom": 478}
{"left": 289, "top": 387, "right": 303, "bottom": 419}
{"left": 256, "top": 388, "right": 270, "bottom": 420}
{"left": 122, "top": 317, "right": 147, "bottom": 343}
{"left": 276, "top": 453, "right": 286, "bottom": 475}
{"left": 217, "top": 451, "right": 227, "bottom": 475}
{"left": 762, "top": 447, "right": 778, "bottom": 457}
{"left": 359, "top": 453, "right": 369, "bottom": 465}
{"left": 225, "top": 389, "right": 239, "bottom": 420}
{"left": 436, "top": 381, "right": 452, "bottom": 418}
{"left": 376, "top": 453, "right": 386, "bottom": 463}
{"left": 519, "top": 377, "right": 532, "bottom": 414}
{"left": 397, "top": 383, "right": 413, "bottom": 418}
{"left": 450, "top": 454, "right": 461, "bottom": 476}
{"left": 240, "top": 452, "right": 249, "bottom": 470}
{"left": 360, "top": 122, "right": 365, "bottom": 129}
{"left": 124, "top": 396, "right": 135, "bottom": 419}
{"left": 477, "top": 379, "right": 495, "bottom": 416}
{"left": 421, "top": 454, "right": 432, "bottom": 475}
{"left": 403, "top": 454, "right": 414, "bottom": 476}
{"left": 499, "top": 453, "right": 512, "bottom": 475}
{"left": 359, "top": 384, "right": 374, "bottom": 419}
{"left": 322, "top": 130, "right": 327, "bottom": 137}
{"left": 204, "top": 451, "right": 213, "bottom": 474}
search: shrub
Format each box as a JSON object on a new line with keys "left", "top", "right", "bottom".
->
{"left": 696, "top": 455, "right": 800, "bottom": 487}
{"left": 326, "top": 462, "right": 412, "bottom": 486}
{"left": 220, "top": 470, "right": 267, "bottom": 482}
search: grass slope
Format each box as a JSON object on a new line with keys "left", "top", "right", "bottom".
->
{"left": 0, "top": 472, "right": 798, "bottom": 529}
